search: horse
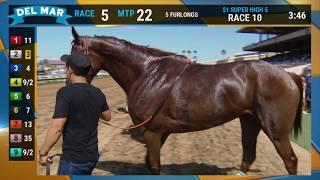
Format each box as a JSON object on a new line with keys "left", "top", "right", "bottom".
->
{"left": 70, "top": 27, "right": 303, "bottom": 175}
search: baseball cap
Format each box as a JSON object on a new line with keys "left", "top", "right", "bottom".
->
{"left": 60, "top": 53, "right": 91, "bottom": 69}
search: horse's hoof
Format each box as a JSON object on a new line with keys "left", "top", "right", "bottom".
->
{"left": 151, "top": 168, "right": 160, "bottom": 175}
{"left": 145, "top": 156, "right": 151, "bottom": 169}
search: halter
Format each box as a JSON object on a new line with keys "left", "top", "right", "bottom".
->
{"left": 71, "top": 36, "right": 89, "bottom": 55}
{"left": 71, "top": 36, "right": 97, "bottom": 76}
{"left": 82, "top": 36, "right": 90, "bottom": 55}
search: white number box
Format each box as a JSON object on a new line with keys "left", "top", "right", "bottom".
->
{"left": 10, "top": 50, "right": 22, "bottom": 59}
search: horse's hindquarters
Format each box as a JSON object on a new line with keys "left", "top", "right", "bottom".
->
{"left": 253, "top": 61, "right": 300, "bottom": 134}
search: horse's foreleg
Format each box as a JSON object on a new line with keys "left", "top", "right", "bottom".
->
{"left": 143, "top": 130, "right": 162, "bottom": 175}
{"left": 145, "top": 133, "right": 169, "bottom": 172}
{"left": 239, "top": 115, "right": 261, "bottom": 173}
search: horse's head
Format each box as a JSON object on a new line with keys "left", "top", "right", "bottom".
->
{"left": 70, "top": 27, "right": 103, "bottom": 83}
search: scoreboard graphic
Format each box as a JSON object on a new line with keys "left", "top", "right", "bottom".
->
{"left": 8, "top": 5, "right": 311, "bottom": 25}
{"left": 9, "top": 27, "right": 35, "bottom": 161}
{"left": 0, "top": 0, "right": 319, "bottom": 180}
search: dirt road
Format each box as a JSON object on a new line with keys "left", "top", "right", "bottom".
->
{"left": 37, "top": 77, "right": 311, "bottom": 176}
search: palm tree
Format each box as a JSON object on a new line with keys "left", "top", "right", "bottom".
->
{"left": 220, "top": 49, "right": 227, "bottom": 60}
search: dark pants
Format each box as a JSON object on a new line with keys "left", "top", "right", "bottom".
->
{"left": 57, "top": 159, "right": 98, "bottom": 175}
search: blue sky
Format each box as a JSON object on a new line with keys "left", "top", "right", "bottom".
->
{"left": 37, "top": 26, "right": 258, "bottom": 62}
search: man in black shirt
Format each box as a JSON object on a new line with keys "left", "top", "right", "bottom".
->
{"left": 39, "top": 53, "right": 111, "bottom": 175}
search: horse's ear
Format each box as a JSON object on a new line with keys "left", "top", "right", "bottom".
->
{"left": 72, "top": 26, "right": 79, "bottom": 40}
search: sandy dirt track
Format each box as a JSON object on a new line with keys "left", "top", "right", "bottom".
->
{"left": 37, "top": 77, "right": 311, "bottom": 176}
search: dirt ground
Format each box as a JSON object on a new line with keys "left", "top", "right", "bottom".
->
{"left": 36, "top": 77, "right": 311, "bottom": 176}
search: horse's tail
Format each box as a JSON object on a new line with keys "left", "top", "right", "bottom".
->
{"left": 289, "top": 72, "right": 303, "bottom": 139}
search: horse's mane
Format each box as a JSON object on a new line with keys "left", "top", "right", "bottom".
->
{"left": 93, "top": 35, "right": 187, "bottom": 59}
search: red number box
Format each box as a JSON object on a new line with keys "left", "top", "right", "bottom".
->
{"left": 10, "top": 36, "right": 22, "bottom": 45}
{"left": 10, "top": 120, "right": 22, "bottom": 129}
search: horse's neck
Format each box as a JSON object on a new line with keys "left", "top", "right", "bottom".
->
{"left": 101, "top": 54, "right": 146, "bottom": 94}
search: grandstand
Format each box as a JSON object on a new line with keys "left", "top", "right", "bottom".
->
{"left": 237, "top": 27, "right": 311, "bottom": 69}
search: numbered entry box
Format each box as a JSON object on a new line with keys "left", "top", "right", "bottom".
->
{"left": 10, "top": 64, "right": 22, "bottom": 73}
{"left": 10, "top": 50, "right": 22, "bottom": 59}
{"left": 10, "top": 78, "right": 22, "bottom": 87}
{"left": 10, "top": 36, "right": 22, "bottom": 45}
{"left": 10, "top": 148, "right": 22, "bottom": 157}
{"left": 10, "top": 120, "right": 22, "bottom": 129}
{"left": 10, "top": 106, "right": 21, "bottom": 114}
{"left": 10, "top": 92, "right": 22, "bottom": 101}
{"left": 10, "top": 134, "right": 22, "bottom": 143}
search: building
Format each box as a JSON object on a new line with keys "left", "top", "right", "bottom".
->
{"left": 237, "top": 27, "right": 311, "bottom": 68}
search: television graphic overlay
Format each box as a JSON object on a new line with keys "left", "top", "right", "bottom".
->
{"left": 0, "top": 1, "right": 319, "bottom": 180}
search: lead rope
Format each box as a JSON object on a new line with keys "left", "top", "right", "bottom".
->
{"left": 99, "top": 61, "right": 193, "bottom": 130}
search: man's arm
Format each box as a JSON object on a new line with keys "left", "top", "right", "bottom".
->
{"left": 39, "top": 118, "right": 67, "bottom": 156}
{"left": 100, "top": 109, "right": 111, "bottom": 121}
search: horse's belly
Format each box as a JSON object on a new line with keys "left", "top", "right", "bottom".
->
{"left": 167, "top": 114, "right": 238, "bottom": 133}
{"left": 165, "top": 95, "right": 246, "bottom": 133}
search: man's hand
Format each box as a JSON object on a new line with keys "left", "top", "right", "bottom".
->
{"left": 39, "top": 118, "right": 66, "bottom": 166}
{"left": 100, "top": 109, "right": 111, "bottom": 121}
{"left": 39, "top": 155, "right": 51, "bottom": 166}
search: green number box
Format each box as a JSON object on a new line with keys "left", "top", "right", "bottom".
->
{"left": 10, "top": 148, "right": 22, "bottom": 157}
{"left": 10, "top": 92, "right": 22, "bottom": 101}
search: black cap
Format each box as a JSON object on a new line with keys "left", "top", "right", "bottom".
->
{"left": 60, "top": 53, "right": 91, "bottom": 69}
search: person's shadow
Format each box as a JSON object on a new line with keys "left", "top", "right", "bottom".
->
{"left": 95, "top": 161, "right": 261, "bottom": 175}
{"left": 117, "top": 107, "right": 128, "bottom": 113}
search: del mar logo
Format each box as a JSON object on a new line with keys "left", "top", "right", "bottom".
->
{"left": 9, "top": 6, "right": 72, "bottom": 25}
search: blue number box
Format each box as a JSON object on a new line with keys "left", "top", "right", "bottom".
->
{"left": 10, "top": 64, "right": 22, "bottom": 73}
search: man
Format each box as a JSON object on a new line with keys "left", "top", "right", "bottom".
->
{"left": 39, "top": 53, "right": 111, "bottom": 175}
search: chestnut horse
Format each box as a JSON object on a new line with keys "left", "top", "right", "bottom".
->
{"left": 70, "top": 27, "right": 303, "bottom": 175}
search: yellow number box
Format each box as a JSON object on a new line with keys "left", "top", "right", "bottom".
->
{"left": 10, "top": 78, "right": 22, "bottom": 87}
{"left": 25, "top": 50, "right": 31, "bottom": 59}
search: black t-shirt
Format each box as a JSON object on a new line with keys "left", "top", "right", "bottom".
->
{"left": 53, "top": 83, "right": 109, "bottom": 163}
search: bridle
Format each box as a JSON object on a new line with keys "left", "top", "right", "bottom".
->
{"left": 71, "top": 36, "right": 90, "bottom": 55}
{"left": 71, "top": 36, "right": 97, "bottom": 77}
